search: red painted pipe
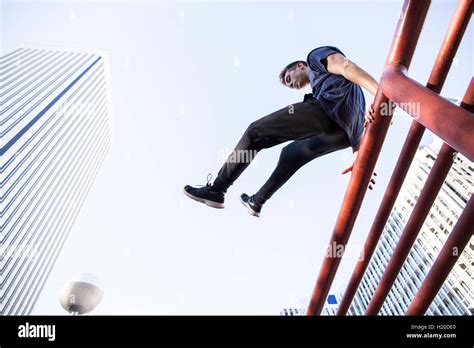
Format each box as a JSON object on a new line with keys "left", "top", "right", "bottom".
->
{"left": 365, "top": 78, "right": 473, "bottom": 315}
{"left": 380, "top": 67, "right": 474, "bottom": 161}
{"left": 426, "top": 0, "right": 474, "bottom": 94}
{"left": 404, "top": 78, "right": 474, "bottom": 315}
{"left": 365, "top": 141, "right": 457, "bottom": 315}
{"left": 337, "top": 0, "right": 473, "bottom": 315}
{"left": 306, "top": 0, "right": 431, "bottom": 316}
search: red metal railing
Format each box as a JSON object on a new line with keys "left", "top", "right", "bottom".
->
{"left": 307, "top": 0, "right": 473, "bottom": 316}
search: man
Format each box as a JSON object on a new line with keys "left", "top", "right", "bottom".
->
{"left": 184, "top": 45, "right": 378, "bottom": 217}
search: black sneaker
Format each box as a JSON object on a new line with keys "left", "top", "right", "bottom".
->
{"left": 183, "top": 174, "right": 225, "bottom": 209}
{"left": 240, "top": 193, "right": 262, "bottom": 217}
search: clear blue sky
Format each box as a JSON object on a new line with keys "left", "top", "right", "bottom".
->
{"left": 2, "top": 0, "right": 472, "bottom": 314}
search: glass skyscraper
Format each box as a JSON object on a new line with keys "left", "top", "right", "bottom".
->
{"left": 0, "top": 45, "right": 113, "bottom": 315}
{"left": 348, "top": 138, "right": 473, "bottom": 315}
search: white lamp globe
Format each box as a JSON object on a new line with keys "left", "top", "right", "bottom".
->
{"left": 59, "top": 273, "right": 103, "bottom": 315}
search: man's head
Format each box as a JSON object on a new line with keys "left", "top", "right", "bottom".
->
{"left": 279, "top": 61, "right": 310, "bottom": 90}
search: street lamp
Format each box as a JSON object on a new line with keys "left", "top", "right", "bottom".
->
{"left": 59, "top": 273, "right": 103, "bottom": 315}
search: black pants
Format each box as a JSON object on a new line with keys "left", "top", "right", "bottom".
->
{"left": 213, "top": 97, "right": 351, "bottom": 204}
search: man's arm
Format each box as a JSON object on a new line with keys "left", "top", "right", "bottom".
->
{"left": 325, "top": 53, "right": 379, "bottom": 96}
{"left": 326, "top": 53, "right": 377, "bottom": 183}
{"left": 325, "top": 53, "right": 379, "bottom": 152}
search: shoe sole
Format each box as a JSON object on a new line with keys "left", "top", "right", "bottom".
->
{"left": 239, "top": 196, "right": 260, "bottom": 217}
{"left": 183, "top": 188, "right": 225, "bottom": 209}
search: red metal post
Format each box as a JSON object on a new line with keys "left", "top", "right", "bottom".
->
{"left": 404, "top": 78, "right": 474, "bottom": 315}
{"left": 365, "top": 77, "right": 474, "bottom": 315}
{"left": 306, "top": 0, "right": 431, "bottom": 316}
{"left": 337, "top": 0, "right": 473, "bottom": 315}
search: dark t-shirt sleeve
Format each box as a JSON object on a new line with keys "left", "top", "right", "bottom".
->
{"left": 307, "top": 46, "right": 346, "bottom": 74}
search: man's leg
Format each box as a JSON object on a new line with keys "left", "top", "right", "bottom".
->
{"left": 252, "top": 128, "right": 351, "bottom": 206}
{"left": 213, "top": 100, "right": 335, "bottom": 193}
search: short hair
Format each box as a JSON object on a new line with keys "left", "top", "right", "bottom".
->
{"left": 279, "top": 60, "right": 307, "bottom": 86}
